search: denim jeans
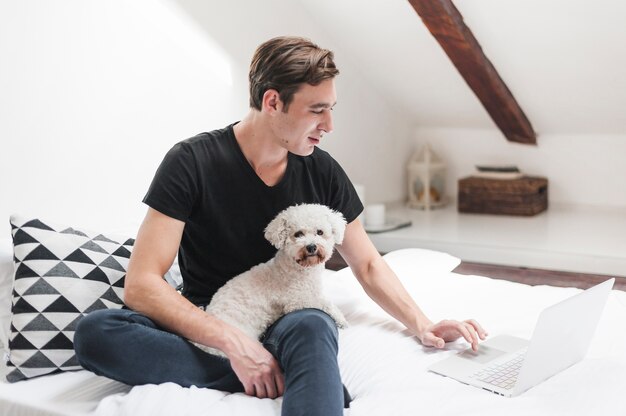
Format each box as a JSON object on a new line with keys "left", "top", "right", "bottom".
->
{"left": 74, "top": 308, "right": 348, "bottom": 415}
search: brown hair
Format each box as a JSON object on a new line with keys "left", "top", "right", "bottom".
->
{"left": 249, "top": 36, "right": 339, "bottom": 111}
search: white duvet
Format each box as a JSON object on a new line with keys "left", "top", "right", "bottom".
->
{"left": 2, "top": 248, "right": 626, "bottom": 416}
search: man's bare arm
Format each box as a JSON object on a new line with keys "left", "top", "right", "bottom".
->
{"left": 336, "top": 218, "right": 486, "bottom": 350}
{"left": 123, "top": 207, "right": 284, "bottom": 398}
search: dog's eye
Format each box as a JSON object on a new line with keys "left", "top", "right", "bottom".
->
{"left": 316, "top": 230, "right": 324, "bottom": 236}
{"left": 294, "top": 231, "right": 304, "bottom": 238}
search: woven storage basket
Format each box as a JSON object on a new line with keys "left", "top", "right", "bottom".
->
{"left": 458, "top": 176, "right": 548, "bottom": 216}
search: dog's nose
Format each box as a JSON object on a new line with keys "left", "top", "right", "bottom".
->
{"left": 305, "top": 244, "right": 317, "bottom": 254}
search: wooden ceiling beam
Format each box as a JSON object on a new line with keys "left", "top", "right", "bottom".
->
{"left": 408, "top": 0, "right": 537, "bottom": 144}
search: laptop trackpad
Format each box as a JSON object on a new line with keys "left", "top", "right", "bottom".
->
{"left": 459, "top": 345, "right": 507, "bottom": 364}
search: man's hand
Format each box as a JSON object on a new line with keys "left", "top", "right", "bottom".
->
{"left": 420, "top": 319, "right": 488, "bottom": 351}
{"left": 222, "top": 328, "right": 285, "bottom": 399}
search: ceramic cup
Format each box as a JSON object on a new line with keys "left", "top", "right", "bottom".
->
{"left": 364, "top": 204, "right": 385, "bottom": 226}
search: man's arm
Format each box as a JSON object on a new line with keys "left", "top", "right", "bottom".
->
{"left": 124, "top": 207, "right": 284, "bottom": 398}
{"left": 336, "top": 218, "right": 487, "bottom": 350}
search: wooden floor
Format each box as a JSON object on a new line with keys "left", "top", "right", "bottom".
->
{"left": 453, "top": 262, "right": 625, "bottom": 291}
{"left": 326, "top": 252, "right": 625, "bottom": 291}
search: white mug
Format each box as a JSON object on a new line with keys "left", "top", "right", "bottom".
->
{"left": 364, "top": 204, "right": 385, "bottom": 226}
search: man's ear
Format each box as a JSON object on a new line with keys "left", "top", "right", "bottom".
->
{"left": 262, "top": 89, "right": 281, "bottom": 113}
{"left": 264, "top": 214, "right": 289, "bottom": 249}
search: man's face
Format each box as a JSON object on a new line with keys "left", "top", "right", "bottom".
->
{"left": 270, "top": 78, "right": 337, "bottom": 156}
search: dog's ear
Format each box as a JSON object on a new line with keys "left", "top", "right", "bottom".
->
{"left": 327, "top": 209, "right": 347, "bottom": 245}
{"left": 264, "top": 213, "right": 290, "bottom": 249}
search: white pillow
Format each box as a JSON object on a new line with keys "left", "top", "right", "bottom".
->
{"left": 324, "top": 247, "right": 462, "bottom": 316}
{"left": 330, "top": 248, "right": 460, "bottom": 277}
{"left": 382, "top": 248, "right": 461, "bottom": 276}
{"left": 0, "top": 239, "right": 14, "bottom": 354}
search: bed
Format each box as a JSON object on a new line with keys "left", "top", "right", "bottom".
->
{"left": 2, "top": 233, "right": 626, "bottom": 416}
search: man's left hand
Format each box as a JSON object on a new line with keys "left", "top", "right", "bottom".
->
{"left": 420, "top": 319, "right": 488, "bottom": 351}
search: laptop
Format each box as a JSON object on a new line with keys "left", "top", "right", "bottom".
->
{"left": 428, "top": 278, "right": 615, "bottom": 397}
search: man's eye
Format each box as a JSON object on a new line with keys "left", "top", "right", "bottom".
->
{"left": 316, "top": 230, "right": 324, "bottom": 236}
{"left": 294, "top": 231, "right": 304, "bottom": 238}
{"left": 311, "top": 110, "right": 323, "bottom": 114}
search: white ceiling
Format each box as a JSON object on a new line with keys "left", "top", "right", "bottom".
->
{"left": 295, "top": 0, "right": 626, "bottom": 136}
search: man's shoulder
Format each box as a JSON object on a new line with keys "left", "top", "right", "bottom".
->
{"left": 165, "top": 124, "right": 236, "bottom": 165}
{"left": 178, "top": 124, "right": 234, "bottom": 148}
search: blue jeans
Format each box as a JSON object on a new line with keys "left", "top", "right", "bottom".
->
{"left": 74, "top": 308, "right": 349, "bottom": 415}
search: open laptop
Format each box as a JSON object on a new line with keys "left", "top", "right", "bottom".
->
{"left": 428, "top": 278, "right": 615, "bottom": 397}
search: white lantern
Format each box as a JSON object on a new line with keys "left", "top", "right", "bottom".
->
{"left": 407, "top": 143, "right": 447, "bottom": 210}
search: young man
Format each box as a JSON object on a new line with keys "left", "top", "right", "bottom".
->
{"left": 74, "top": 36, "right": 486, "bottom": 416}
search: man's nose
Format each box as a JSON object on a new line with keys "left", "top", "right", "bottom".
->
{"left": 320, "top": 110, "right": 333, "bottom": 134}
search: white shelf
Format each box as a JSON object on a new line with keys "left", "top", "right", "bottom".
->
{"left": 368, "top": 203, "right": 626, "bottom": 277}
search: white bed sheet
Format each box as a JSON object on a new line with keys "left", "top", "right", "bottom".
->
{"left": 1, "top": 248, "right": 625, "bottom": 416}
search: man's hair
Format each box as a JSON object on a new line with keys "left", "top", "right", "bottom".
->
{"left": 249, "top": 36, "right": 339, "bottom": 112}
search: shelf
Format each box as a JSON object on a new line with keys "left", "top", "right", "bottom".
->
{"left": 367, "top": 203, "right": 626, "bottom": 277}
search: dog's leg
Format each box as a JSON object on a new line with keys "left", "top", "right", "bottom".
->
{"left": 321, "top": 303, "right": 348, "bottom": 329}
{"left": 283, "top": 301, "right": 348, "bottom": 329}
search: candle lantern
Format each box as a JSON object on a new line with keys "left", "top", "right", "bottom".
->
{"left": 407, "top": 143, "right": 447, "bottom": 210}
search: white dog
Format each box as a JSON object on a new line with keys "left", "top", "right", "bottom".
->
{"left": 194, "top": 203, "right": 348, "bottom": 357}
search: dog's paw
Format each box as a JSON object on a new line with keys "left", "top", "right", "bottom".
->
{"left": 317, "top": 303, "right": 348, "bottom": 329}
{"left": 325, "top": 305, "right": 348, "bottom": 329}
{"left": 334, "top": 316, "right": 349, "bottom": 329}
{"left": 326, "top": 309, "right": 348, "bottom": 329}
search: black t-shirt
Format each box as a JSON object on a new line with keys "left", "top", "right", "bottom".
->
{"left": 143, "top": 123, "right": 363, "bottom": 304}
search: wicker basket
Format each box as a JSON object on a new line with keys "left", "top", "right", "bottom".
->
{"left": 458, "top": 176, "right": 548, "bottom": 216}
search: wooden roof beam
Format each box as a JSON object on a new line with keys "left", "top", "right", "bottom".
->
{"left": 408, "top": 0, "right": 537, "bottom": 144}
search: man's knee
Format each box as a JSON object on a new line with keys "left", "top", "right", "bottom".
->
{"left": 74, "top": 309, "right": 135, "bottom": 369}
{"left": 297, "top": 309, "right": 338, "bottom": 335}
{"left": 282, "top": 309, "right": 339, "bottom": 347}
{"left": 75, "top": 309, "right": 107, "bottom": 344}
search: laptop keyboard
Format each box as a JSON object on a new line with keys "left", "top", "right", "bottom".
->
{"left": 470, "top": 348, "right": 528, "bottom": 390}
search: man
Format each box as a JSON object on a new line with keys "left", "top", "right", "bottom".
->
{"left": 74, "top": 36, "right": 486, "bottom": 416}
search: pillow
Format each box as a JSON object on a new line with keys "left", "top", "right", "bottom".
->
{"left": 382, "top": 248, "right": 461, "bottom": 274}
{"left": 5, "top": 215, "right": 134, "bottom": 382}
{"left": 324, "top": 247, "right": 462, "bottom": 309}
{"left": 0, "top": 239, "right": 14, "bottom": 353}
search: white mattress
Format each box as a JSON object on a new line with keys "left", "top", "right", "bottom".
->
{"left": 2, "top": 247, "right": 626, "bottom": 416}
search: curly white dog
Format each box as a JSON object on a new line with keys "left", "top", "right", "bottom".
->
{"left": 194, "top": 203, "right": 348, "bottom": 357}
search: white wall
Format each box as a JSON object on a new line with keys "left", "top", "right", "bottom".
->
{"left": 172, "top": 0, "right": 413, "bottom": 205}
{"left": 0, "top": 0, "right": 409, "bottom": 237}
{"left": 288, "top": 0, "right": 626, "bottom": 213}
{"left": 0, "top": 0, "right": 244, "bottom": 234}
{"left": 415, "top": 128, "right": 626, "bottom": 208}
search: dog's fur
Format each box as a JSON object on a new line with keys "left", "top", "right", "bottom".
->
{"left": 193, "top": 203, "right": 348, "bottom": 357}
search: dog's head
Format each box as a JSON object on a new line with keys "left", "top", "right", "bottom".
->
{"left": 264, "top": 204, "right": 347, "bottom": 268}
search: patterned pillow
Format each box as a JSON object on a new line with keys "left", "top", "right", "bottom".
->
{"left": 5, "top": 215, "right": 134, "bottom": 382}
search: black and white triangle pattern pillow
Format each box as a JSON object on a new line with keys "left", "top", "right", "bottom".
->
{"left": 6, "top": 215, "right": 133, "bottom": 382}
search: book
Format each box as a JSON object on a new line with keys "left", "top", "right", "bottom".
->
{"left": 475, "top": 165, "right": 520, "bottom": 173}
{"left": 473, "top": 165, "right": 524, "bottom": 180}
